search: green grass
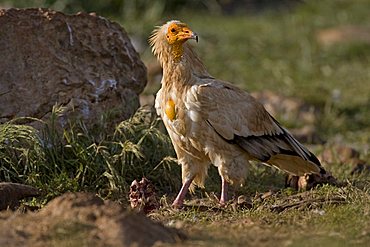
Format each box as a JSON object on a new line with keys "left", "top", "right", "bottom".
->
{"left": 183, "top": 0, "right": 370, "bottom": 105}
{"left": 139, "top": 1, "right": 370, "bottom": 245}
{"left": 0, "top": 106, "right": 180, "bottom": 204}
{"left": 0, "top": 0, "right": 369, "bottom": 246}
{"left": 140, "top": 0, "right": 370, "bottom": 141}
{"left": 152, "top": 182, "right": 370, "bottom": 247}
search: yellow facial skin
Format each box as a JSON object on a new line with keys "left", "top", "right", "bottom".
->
{"left": 165, "top": 99, "right": 176, "bottom": 121}
{"left": 166, "top": 23, "right": 195, "bottom": 44}
{"left": 165, "top": 22, "right": 198, "bottom": 59}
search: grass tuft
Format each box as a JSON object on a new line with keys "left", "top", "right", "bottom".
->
{"left": 0, "top": 106, "right": 179, "bottom": 205}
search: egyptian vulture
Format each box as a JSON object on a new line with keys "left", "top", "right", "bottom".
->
{"left": 150, "top": 20, "right": 325, "bottom": 207}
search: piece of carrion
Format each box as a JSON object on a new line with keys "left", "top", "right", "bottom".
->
{"left": 129, "top": 177, "right": 159, "bottom": 213}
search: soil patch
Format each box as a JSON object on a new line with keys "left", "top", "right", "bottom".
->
{"left": 0, "top": 192, "right": 185, "bottom": 247}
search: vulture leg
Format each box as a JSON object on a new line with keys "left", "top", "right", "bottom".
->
{"left": 172, "top": 177, "right": 194, "bottom": 208}
{"left": 219, "top": 177, "right": 229, "bottom": 205}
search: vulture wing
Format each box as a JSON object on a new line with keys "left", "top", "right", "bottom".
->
{"left": 186, "top": 79, "right": 322, "bottom": 176}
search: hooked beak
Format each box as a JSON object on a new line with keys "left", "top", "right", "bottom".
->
{"left": 192, "top": 32, "right": 199, "bottom": 43}
{"left": 181, "top": 29, "right": 198, "bottom": 43}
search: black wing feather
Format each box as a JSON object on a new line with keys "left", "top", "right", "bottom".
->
{"left": 206, "top": 119, "right": 325, "bottom": 174}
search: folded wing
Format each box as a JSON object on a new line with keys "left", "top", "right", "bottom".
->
{"left": 187, "top": 80, "right": 322, "bottom": 176}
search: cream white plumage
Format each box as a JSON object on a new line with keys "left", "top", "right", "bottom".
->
{"left": 150, "top": 20, "right": 325, "bottom": 207}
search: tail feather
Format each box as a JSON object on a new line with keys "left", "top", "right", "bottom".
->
{"left": 268, "top": 154, "right": 320, "bottom": 176}
{"left": 233, "top": 123, "right": 324, "bottom": 176}
{"left": 277, "top": 126, "right": 327, "bottom": 175}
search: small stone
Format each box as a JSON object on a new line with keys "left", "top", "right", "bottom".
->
{"left": 261, "top": 191, "right": 274, "bottom": 200}
{"left": 236, "top": 195, "right": 252, "bottom": 209}
{"left": 316, "top": 25, "right": 370, "bottom": 47}
{"left": 285, "top": 172, "right": 337, "bottom": 191}
{"left": 0, "top": 182, "right": 40, "bottom": 211}
{"left": 320, "top": 144, "right": 360, "bottom": 165}
{"left": 350, "top": 159, "right": 370, "bottom": 175}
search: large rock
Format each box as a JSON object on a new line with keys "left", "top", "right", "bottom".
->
{"left": 0, "top": 8, "right": 146, "bottom": 129}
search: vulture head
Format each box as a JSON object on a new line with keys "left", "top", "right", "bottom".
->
{"left": 150, "top": 20, "right": 198, "bottom": 62}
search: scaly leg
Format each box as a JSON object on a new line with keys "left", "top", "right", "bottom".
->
{"left": 172, "top": 177, "right": 194, "bottom": 208}
{"left": 219, "top": 177, "right": 229, "bottom": 205}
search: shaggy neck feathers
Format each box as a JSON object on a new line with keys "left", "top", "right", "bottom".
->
{"left": 171, "top": 43, "right": 184, "bottom": 61}
{"left": 149, "top": 23, "right": 210, "bottom": 86}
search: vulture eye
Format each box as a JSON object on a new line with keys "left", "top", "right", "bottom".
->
{"left": 171, "top": 28, "right": 176, "bottom": 33}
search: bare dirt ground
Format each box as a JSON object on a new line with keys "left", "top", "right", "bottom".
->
{"left": 0, "top": 170, "right": 369, "bottom": 247}
{"left": 0, "top": 192, "right": 185, "bottom": 247}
